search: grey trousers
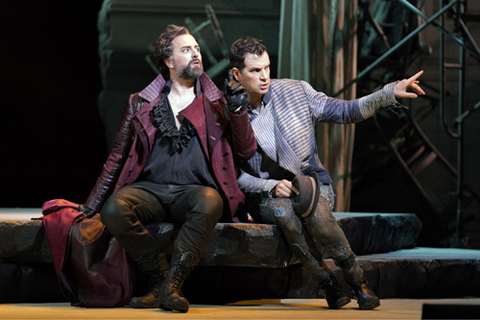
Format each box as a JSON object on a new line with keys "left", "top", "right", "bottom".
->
{"left": 256, "top": 184, "right": 364, "bottom": 286}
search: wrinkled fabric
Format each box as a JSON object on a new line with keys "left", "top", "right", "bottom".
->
{"left": 42, "top": 199, "right": 134, "bottom": 307}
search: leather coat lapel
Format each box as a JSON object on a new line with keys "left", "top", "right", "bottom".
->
{"left": 133, "top": 94, "right": 162, "bottom": 155}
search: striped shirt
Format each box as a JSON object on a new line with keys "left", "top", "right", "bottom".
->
{"left": 237, "top": 78, "right": 398, "bottom": 193}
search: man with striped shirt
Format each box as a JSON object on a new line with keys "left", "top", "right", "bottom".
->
{"left": 229, "top": 36, "right": 425, "bottom": 310}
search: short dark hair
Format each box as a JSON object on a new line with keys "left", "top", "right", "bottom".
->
{"left": 229, "top": 37, "right": 267, "bottom": 71}
{"left": 153, "top": 24, "right": 190, "bottom": 77}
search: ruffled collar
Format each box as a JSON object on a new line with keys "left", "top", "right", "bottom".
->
{"left": 151, "top": 80, "right": 196, "bottom": 153}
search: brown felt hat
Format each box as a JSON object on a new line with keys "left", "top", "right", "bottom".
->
{"left": 291, "top": 172, "right": 320, "bottom": 219}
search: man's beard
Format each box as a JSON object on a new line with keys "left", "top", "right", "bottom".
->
{"left": 177, "top": 59, "right": 203, "bottom": 80}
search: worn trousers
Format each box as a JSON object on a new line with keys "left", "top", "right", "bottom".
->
{"left": 255, "top": 184, "right": 364, "bottom": 286}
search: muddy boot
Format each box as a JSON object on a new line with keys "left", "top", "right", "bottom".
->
{"left": 129, "top": 253, "right": 169, "bottom": 308}
{"left": 318, "top": 274, "right": 351, "bottom": 309}
{"left": 323, "top": 242, "right": 380, "bottom": 310}
{"left": 290, "top": 243, "right": 350, "bottom": 309}
{"left": 155, "top": 252, "right": 195, "bottom": 313}
{"left": 351, "top": 278, "right": 380, "bottom": 310}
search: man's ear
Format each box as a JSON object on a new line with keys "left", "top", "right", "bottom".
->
{"left": 231, "top": 68, "right": 241, "bottom": 82}
{"left": 164, "top": 58, "right": 173, "bottom": 69}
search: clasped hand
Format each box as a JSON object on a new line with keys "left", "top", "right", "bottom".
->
{"left": 273, "top": 179, "right": 299, "bottom": 198}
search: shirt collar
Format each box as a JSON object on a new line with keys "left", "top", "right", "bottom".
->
{"left": 248, "top": 87, "right": 271, "bottom": 116}
{"left": 138, "top": 72, "right": 222, "bottom": 103}
{"left": 262, "top": 87, "right": 272, "bottom": 105}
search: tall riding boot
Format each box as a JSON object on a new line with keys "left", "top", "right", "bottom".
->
{"left": 129, "top": 253, "right": 169, "bottom": 308}
{"left": 260, "top": 198, "right": 350, "bottom": 309}
{"left": 155, "top": 252, "right": 195, "bottom": 313}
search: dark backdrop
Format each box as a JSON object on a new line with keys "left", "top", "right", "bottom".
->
{"left": 1, "top": 1, "right": 106, "bottom": 207}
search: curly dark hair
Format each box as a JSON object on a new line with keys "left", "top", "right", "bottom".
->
{"left": 229, "top": 37, "right": 267, "bottom": 71}
{"left": 153, "top": 24, "right": 190, "bottom": 78}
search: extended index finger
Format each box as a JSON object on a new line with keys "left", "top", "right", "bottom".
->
{"left": 227, "top": 69, "right": 234, "bottom": 82}
{"left": 407, "top": 70, "right": 424, "bottom": 83}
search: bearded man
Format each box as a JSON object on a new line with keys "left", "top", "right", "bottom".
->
{"left": 79, "top": 25, "right": 256, "bottom": 313}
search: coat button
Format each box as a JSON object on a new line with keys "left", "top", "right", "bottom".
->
{"left": 210, "top": 135, "right": 216, "bottom": 141}
{"left": 223, "top": 181, "right": 228, "bottom": 185}
{"left": 223, "top": 152, "right": 229, "bottom": 156}
{"left": 222, "top": 166, "right": 227, "bottom": 170}
{"left": 229, "top": 196, "right": 234, "bottom": 200}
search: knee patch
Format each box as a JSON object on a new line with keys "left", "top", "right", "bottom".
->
{"left": 325, "top": 242, "right": 356, "bottom": 270}
{"left": 269, "top": 199, "right": 295, "bottom": 229}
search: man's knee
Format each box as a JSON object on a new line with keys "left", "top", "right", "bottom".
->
{"left": 191, "top": 187, "right": 223, "bottom": 221}
{"left": 100, "top": 193, "right": 134, "bottom": 234}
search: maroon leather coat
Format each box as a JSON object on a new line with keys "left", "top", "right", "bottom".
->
{"left": 84, "top": 73, "right": 256, "bottom": 222}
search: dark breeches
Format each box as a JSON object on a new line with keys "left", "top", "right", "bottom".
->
{"left": 100, "top": 184, "right": 223, "bottom": 269}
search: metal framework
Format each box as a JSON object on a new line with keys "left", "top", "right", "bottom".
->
{"left": 348, "top": 0, "right": 480, "bottom": 246}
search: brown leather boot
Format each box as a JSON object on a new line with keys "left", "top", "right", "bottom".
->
{"left": 129, "top": 253, "right": 169, "bottom": 308}
{"left": 155, "top": 252, "right": 194, "bottom": 313}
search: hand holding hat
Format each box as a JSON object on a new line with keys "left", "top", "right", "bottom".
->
{"left": 290, "top": 172, "right": 320, "bottom": 219}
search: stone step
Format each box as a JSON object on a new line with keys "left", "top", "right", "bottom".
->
{"left": 1, "top": 247, "right": 479, "bottom": 303}
{"left": 286, "top": 247, "right": 480, "bottom": 301}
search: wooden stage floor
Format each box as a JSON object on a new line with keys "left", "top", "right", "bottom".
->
{"left": 1, "top": 298, "right": 480, "bottom": 319}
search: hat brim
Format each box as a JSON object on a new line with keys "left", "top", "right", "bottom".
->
{"left": 291, "top": 172, "right": 321, "bottom": 219}
{"left": 306, "top": 172, "right": 320, "bottom": 218}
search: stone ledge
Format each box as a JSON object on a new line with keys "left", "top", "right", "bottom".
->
{"left": 0, "top": 210, "right": 422, "bottom": 267}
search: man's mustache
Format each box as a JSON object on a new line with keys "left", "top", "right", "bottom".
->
{"left": 189, "top": 59, "right": 202, "bottom": 67}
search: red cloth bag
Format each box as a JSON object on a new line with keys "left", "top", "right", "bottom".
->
{"left": 42, "top": 199, "right": 135, "bottom": 307}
